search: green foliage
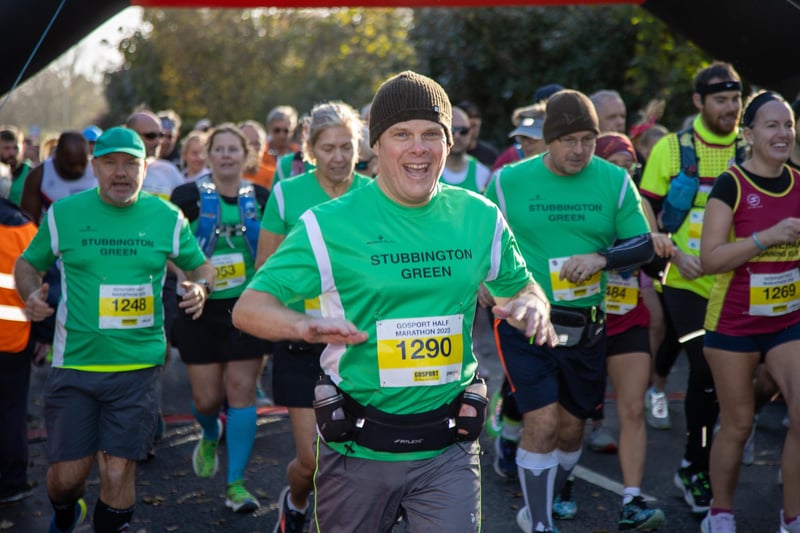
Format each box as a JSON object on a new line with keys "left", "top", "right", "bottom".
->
{"left": 103, "top": 8, "right": 416, "bottom": 133}
{"left": 102, "top": 6, "right": 712, "bottom": 145}
{"left": 411, "top": 6, "right": 710, "bottom": 146}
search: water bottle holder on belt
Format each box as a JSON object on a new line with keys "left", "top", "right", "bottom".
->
{"left": 550, "top": 305, "right": 605, "bottom": 348}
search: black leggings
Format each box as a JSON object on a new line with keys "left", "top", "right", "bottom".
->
{"left": 654, "top": 290, "right": 682, "bottom": 378}
{"left": 660, "top": 286, "right": 718, "bottom": 472}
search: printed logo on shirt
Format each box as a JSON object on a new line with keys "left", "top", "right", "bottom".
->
{"left": 367, "top": 235, "right": 395, "bottom": 245}
{"left": 746, "top": 193, "right": 762, "bottom": 209}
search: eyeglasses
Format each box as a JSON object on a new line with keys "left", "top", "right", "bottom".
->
{"left": 141, "top": 132, "right": 164, "bottom": 140}
{"left": 271, "top": 128, "right": 290, "bottom": 134}
{"left": 452, "top": 127, "right": 471, "bottom": 136}
{"left": 557, "top": 135, "right": 597, "bottom": 149}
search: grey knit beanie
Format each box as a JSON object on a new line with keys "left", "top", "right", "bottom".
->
{"left": 543, "top": 90, "right": 600, "bottom": 144}
{"left": 369, "top": 71, "right": 452, "bottom": 147}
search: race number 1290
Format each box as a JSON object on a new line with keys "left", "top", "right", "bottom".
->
{"left": 395, "top": 337, "right": 453, "bottom": 360}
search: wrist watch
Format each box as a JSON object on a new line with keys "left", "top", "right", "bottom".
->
{"left": 195, "top": 278, "right": 212, "bottom": 295}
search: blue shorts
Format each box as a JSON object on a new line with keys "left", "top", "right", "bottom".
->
{"left": 705, "top": 321, "right": 800, "bottom": 360}
{"left": 494, "top": 319, "right": 606, "bottom": 420}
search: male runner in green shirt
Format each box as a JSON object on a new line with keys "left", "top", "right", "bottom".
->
{"left": 234, "top": 71, "right": 557, "bottom": 532}
{"left": 486, "top": 90, "right": 655, "bottom": 532}
{"left": 15, "top": 127, "right": 214, "bottom": 533}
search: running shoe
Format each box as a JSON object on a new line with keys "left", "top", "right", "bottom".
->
{"left": 552, "top": 477, "right": 577, "bottom": 520}
{"left": 192, "top": 418, "right": 222, "bottom": 478}
{"left": 589, "top": 424, "right": 618, "bottom": 454}
{"left": 618, "top": 496, "right": 665, "bottom": 531}
{"left": 673, "top": 467, "right": 711, "bottom": 514}
{"left": 0, "top": 482, "right": 33, "bottom": 503}
{"left": 517, "top": 506, "right": 558, "bottom": 533}
{"left": 700, "top": 511, "right": 736, "bottom": 532}
{"left": 644, "top": 387, "right": 670, "bottom": 430}
{"left": 493, "top": 435, "right": 518, "bottom": 480}
{"left": 225, "top": 480, "right": 260, "bottom": 513}
{"left": 48, "top": 498, "right": 87, "bottom": 533}
{"left": 781, "top": 509, "right": 800, "bottom": 532}
{"left": 273, "top": 486, "right": 307, "bottom": 533}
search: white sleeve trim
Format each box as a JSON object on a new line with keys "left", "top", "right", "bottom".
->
{"left": 170, "top": 211, "right": 184, "bottom": 258}
{"left": 485, "top": 213, "right": 504, "bottom": 283}
{"left": 273, "top": 182, "right": 286, "bottom": 222}
{"left": 47, "top": 208, "right": 59, "bottom": 256}
{"left": 493, "top": 171, "right": 508, "bottom": 218}
{"left": 618, "top": 174, "right": 630, "bottom": 210}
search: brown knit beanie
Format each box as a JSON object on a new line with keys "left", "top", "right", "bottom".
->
{"left": 543, "top": 90, "right": 600, "bottom": 144}
{"left": 369, "top": 71, "right": 452, "bottom": 147}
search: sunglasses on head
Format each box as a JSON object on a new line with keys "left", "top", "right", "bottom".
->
{"left": 452, "top": 127, "right": 471, "bottom": 136}
{"left": 141, "top": 132, "right": 164, "bottom": 140}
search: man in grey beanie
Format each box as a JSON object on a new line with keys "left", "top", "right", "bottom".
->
{"left": 233, "top": 70, "right": 556, "bottom": 532}
{"left": 485, "top": 89, "right": 660, "bottom": 532}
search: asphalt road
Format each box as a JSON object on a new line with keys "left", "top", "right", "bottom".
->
{"left": 1, "top": 310, "right": 788, "bottom": 532}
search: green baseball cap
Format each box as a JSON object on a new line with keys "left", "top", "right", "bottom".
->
{"left": 93, "top": 127, "right": 146, "bottom": 159}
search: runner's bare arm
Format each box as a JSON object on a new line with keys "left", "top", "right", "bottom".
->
{"left": 13, "top": 256, "right": 54, "bottom": 321}
{"left": 233, "top": 288, "right": 368, "bottom": 345}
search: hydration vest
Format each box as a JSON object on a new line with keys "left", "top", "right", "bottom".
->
{"left": 194, "top": 176, "right": 260, "bottom": 258}
{"left": 661, "top": 127, "right": 747, "bottom": 233}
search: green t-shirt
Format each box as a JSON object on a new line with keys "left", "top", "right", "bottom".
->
{"left": 261, "top": 170, "right": 371, "bottom": 314}
{"left": 272, "top": 152, "right": 314, "bottom": 184}
{"left": 485, "top": 154, "right": 650, "bottom": 308}
{"left": 22, "top": 189, "right": 206, "bottom": 369}
{"left": 639, "top": 116, "right": 740, "bottom": 298}
{"left": 248, "top": 180, "right": 532, "bottom": 461}
{"left": 7, "top": 160, "right": 32, "bottom": 207}
{"left": 261, "top": 170, "right": 372, "bottom": 236}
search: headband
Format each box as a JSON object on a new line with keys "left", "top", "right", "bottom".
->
{"left": 695, "top": 80, "right": 742, "bottom": 96}
{"left": 742, "top": 91, "right": 784, "bottom": 127}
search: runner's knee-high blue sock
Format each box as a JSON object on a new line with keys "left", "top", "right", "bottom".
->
{"left": 191, "top": 404, "right": 220, "bottom": 441}
{"left": 226, "top": 405, "right": 257, "bottom": 483}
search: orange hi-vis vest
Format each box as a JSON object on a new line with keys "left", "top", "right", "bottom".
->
{"left": 0, "top": 198, "right": 36, "bottom": 353}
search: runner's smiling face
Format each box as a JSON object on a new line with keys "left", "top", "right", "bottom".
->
{"left": 374, "top": 119, "right": 449, "bottom": 207}
{"left": 745, "top": 99, "right": 795, "bottom": 166}
{"left": 93, "top": 152, "right": 145, "bottom": 207}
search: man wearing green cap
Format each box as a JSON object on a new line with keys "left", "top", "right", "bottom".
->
{"left": 233, "top": 71, "right": 556, "bottom": 532}
{"left": 14, "top": 126, "right": 214, "bottom": 533}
